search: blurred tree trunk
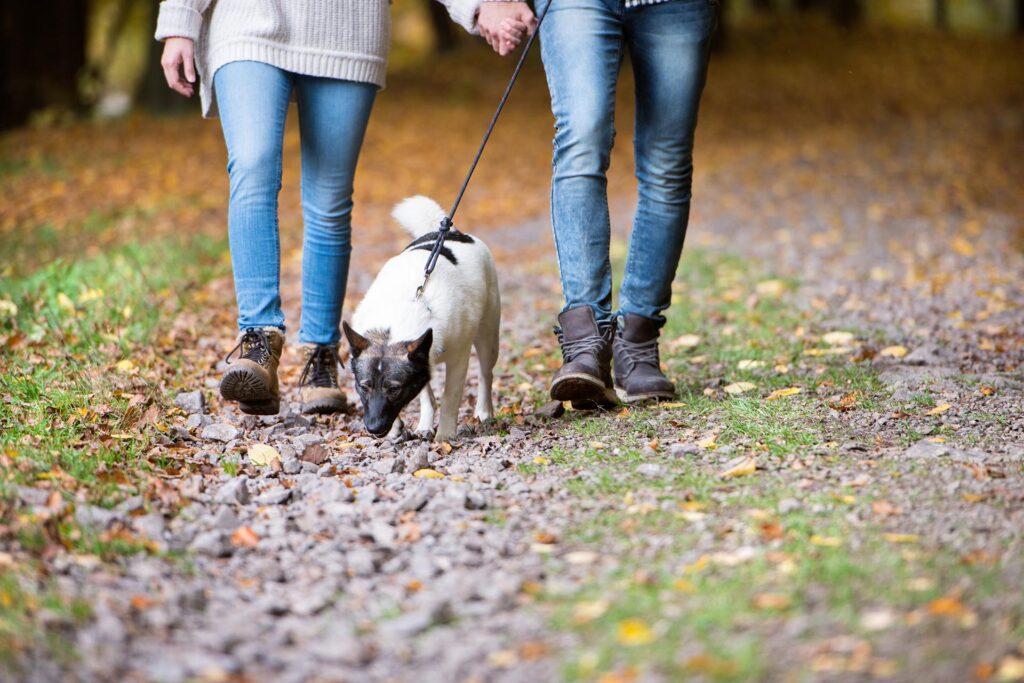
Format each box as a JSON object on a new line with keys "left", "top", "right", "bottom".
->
{"left": 935, "top": 0, "right": 949, "bottom": 28}
{"left": 425, "top": 0, "right": 458, "bottom": 52}
{"left": 712, "top": 0, "right": 728, "bottom": 52}
{"left": 0, "top": 1, "right": 88, "bottom": 129}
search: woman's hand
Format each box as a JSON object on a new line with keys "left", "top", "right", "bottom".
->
{"left": 478, "top": 2, "right": 537, "bottom": 56}
{"left": 161, "top": 37, "right": 197, "bottom": 97}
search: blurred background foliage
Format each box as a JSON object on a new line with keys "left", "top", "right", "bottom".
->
{"left": 1, "top": 0, "right": 1021, "bottom": 131}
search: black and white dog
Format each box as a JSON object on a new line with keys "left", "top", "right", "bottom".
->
{"left": 342, "top": 196, "right": 500, "bottom": 442}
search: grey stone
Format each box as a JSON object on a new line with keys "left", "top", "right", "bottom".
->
{"left": 293, "top": 433, "right": 324, "bottom": 451}
{"left": 202, "top": 423, "right": 240, "bottom": 443}
{"left": 534, "top": 400, "right": 565, "bottom": 419}
{"left": 215, "top": 476, "right": 251, "bottom": 505}
{"left": 282, "top": 458, "right": 302, "bottom": 474}
{"left": 186, "top": 414, "right": 212, "bottom": 430}
{"left": 637, "top": 462, "right": 665, "bottom": 478}
{"left": 347, "top": 548, "right": 376, "bottom": 576}
{"left": 174, "top": 390, "right": 207, "bottom": 414}
{"left": 75, "top": 504, "right": 119, "bottom": 529}
{"left": 254, "top": 488, "right": 292, "bottom": 506}
{"left": 778, "top": 498, "right": 802, "bottom": 515}
{"left": 669, "top": 442, "right": 700, "bottom": 458}
{"left": 398, "top": 488, "right": 430, "bottom": 513}
{"left": 309, "top": 621, "right": 371, "bottom": 665}
{"left": 190, "top": 530, "right": 232, "bottom": 557}
{"left": 373, "top": 457, "right": 398, "bottom": 475}
{"left": 210, "top": 507, "right": 239, "bottom": 530}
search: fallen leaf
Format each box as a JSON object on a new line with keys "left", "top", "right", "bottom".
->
{"left": 300, "top": 444, "right": 330, "bottom": 464}
{"left": 230, "top": 526, "right": 259, "bottom": 548}
{"left": 114, "top": 359, "right": 135, "bottom": 373}
{"left": 129, "top": 595, "right": 156, "bottom": 610}
{"left": 616, "top": 618, "right": 655, "bottom": 646}
{"left": 737, "top": 359, "right": 765, "bottom": 370}
{"left": 533, "top": 530, "right": 558, "bottom": 544}
{"left": 996, "top": 655, "right": 1024, "bottom": 681}
{"left": 810, "top": 535, "right": 843, "bottom": 548}
{"left": 670, "top": 333, "right": 701, "bottom": 349}
{"left": 413, "top": 468, "right": 445, "bottom": 479}
{"left": 951, "top": 235, "right": 975, "bottom": 257}
{"left": 879, "top": 345, "right": 908, "bottom": 358}
{"left": 572, "top": 599, "right": 610, "bottom": 624}
{"left": 883, "top": 533, "right": 919, "bottom": 544}
{"left": 925, "top": 403, "right": 951, "bottom": 416}
{"left": 766, "top": 387, "right": 802, "bottom": 400}
{"left": 927, "top": 595, "right": 965, "bottom": 618}
{"left": 565, "top": 551, "right": 598, "bottom": 565}
{"left": 533, "top": 456, "right": 550, "bottom": 465}
{"left": 723, "top": 381, "right": 756, "bottom": 395}
{"left": 719, "top": 456, "right": 757, "bottom": 478}
{"left": 248, "top": 443, "right": 281, "bottom": 467}
{"left": 755, "top": 279, "right": 786, "bottom": 298}
{"left": 753, "top": 593, "right": 791, "bottom": 609}
{"left": 823, "top": 331, "right": 855, "bottom": 346}
{"left": 829, "top": 392, "right": 859, "bottom": 411}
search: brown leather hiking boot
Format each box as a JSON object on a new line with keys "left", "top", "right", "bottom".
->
{"left": 613, "top": 314, "right": 676, "bottom": 403}
{"left": 299, "top": 343, "right": 350, "bottom": 415}
{"left": 220, "top": 327, "right": 284, "bottom": 415}
{"left": 549, "top": 305, "right": 618, "bottom": 410}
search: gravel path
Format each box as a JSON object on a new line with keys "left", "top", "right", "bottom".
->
{"left": 14, "top": 28, "right": 1024, "bottom": 683}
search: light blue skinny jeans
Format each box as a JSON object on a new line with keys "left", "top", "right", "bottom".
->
{"left": 538, "top": 0, "right": 717, "bottom": 327}
{"left": 214, "top": 60, "right": 376, "bottom": 345}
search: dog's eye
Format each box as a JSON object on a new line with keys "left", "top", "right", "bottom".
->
{"left": 359, "top": 380, "right": 371, "bottom": 390}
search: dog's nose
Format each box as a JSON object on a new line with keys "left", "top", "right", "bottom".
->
{"left": 364, "top": 415, "right": 392, "bottom": 437}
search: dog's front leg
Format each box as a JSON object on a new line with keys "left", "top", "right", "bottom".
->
{"left": 415, "top": 383, "right": 437, "bottom": 437}
{"left": 435, "top": 353, "right": 470, "bottom": 442}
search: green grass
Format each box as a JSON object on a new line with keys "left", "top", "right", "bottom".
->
{"left": 521, "top": 244, "right": 1016, "bottom": 681}
{"left": 0, "top": 228, "right": 226, "bottom": 667}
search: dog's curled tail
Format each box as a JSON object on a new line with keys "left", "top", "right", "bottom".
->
{"left": 392, "top": 195, "right": 448, "bottom": 239}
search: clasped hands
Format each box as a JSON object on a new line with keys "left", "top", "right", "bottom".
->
{"left": 477, "top": 2, "right": 539, "bottom": 56}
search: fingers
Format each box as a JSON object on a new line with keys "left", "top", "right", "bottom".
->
{"left": 161, "top": 40, "right": 194, "bottom": 97}
{"left": 182, "top": 44, "right": 196, "bottom": 84}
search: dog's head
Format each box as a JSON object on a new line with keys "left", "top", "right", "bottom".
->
{"left": 342, "top": 321, "right": 432, "bottom": 438}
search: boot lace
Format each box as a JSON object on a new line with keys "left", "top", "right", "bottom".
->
{"left": 225, "top": 328, "right": 272, "bottom": 366}
{"left": 299, "top": 344, "right": 342, "bottom": 389}
{"left": 615, "top": 336, "right": 661, "bottom": 373}
{"left": 554, "top": 325, "right": 614, "bottom": 362}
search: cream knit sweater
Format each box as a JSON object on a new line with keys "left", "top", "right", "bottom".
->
{"left": 155, "top": 0, "right": 484, "bottom": 118}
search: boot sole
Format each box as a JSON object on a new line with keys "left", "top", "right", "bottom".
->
{"left": 550, "top": 373, "right": 619, "bottom": 410}
{"left": 238, "top": 398, "right": 281, "bottom": 416}
{"left": 221, "top": 366, "right": 277, "bottom": 408}
{"left": 301, "top": 396, "right": 349, "bottom": 415}
{"left": 615, "top": 387, "right": 677, "bottom": 405}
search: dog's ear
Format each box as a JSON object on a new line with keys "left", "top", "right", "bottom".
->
{"left": 405, "top": 328, "right": 432, "bottom": 365}
{"left": 343, "top": 321, "right": 371, "bottom": 358}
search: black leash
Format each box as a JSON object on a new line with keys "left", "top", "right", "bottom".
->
{"left": 417, "top": 0, "right": 552, "bottom": 296}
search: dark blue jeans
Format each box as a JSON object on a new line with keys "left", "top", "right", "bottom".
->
{"left": 538, "top": 0, "right": 717, "bottom": 326}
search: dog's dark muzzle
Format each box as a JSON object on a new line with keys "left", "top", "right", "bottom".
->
{"left": 363, "top": 396, "right": 396, "bottom": 437}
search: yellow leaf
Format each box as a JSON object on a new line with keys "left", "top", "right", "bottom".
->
{"left": 589, "top": 441, "right": 607, "bottom": 450}
{"left": 572, "top": 599, "right": 610, "bottom": 624}
{"left": 883, "top": 533, "right": 919, "bottom": 544}
{"left": 810, "top": 535, "right": 843, "bottom": 548}
{"left": 755, "top": 279, "right": 786, "bottom": 298}
{"left": 248, "top": 443, "right": 281, "bottom": 467}
{"left": 0, "top": 299, "right": 17, "bottom": 319}
{"left": 737, "top": 359, "right": 765, "bottom": 370}
{"left": 517, "top": 382, "right": 533, "bottom": 392}
{"left": 996, "top": 655, "right": 1024, "bottom": 682}
{"left": 616, "top": 618, "right": 655, "bottom": 646}
{"left": 533, "top": 456, "right": 550, "bottom": 465}
{"left": 822, "top": 331, "right": 855, "bottom": 346}
{"left": 697, "top": 433, "right": 718, "bottom": 450}
{"left": 766, "top": 387, "right": 802, "bottom": 400}
{"left": 879, "top": 345, "right": 908, "bottom": 358}
{"left": 114, "top": 359, "right": 135, "bottom": 373}
{"left": 670, "top": 333, "right": 701, "bottom": 349}
{"left": 56, "top": 292, "right": 76, "bottom": 314}
{"left": 951, "top": 236, "right": 975, "bottom": 257}
{"left": 413, "top": 468, "right": 445, "bottom": 479}
{"left": 658, "top": 402, "right": 686, "bottom": 408}
{"left": 719, "top": 456, "right": 757, "bottom": 479}
{"left": 672, "top": 578, "right": 697, "bottom": 593}
{"left": 723, "top": 382, "right": 756, "bottom": 395}
{"left": 77, "top": 287, "right": 104, "bottom": 304}
{"left": 925, "top": 403, "right": 951, "bottom": 416}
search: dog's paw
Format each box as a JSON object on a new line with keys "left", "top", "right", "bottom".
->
{"left": 434, "top": 429, "right": 456, "bottom": 443}
{"left": 413, "top": 428, "right": 435, "bottom": 441}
